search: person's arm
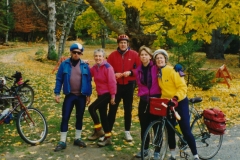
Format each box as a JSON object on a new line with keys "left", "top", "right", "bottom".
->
{"left": 172, "top": 71, "right": 187, "bottom": 101}
{"left": 54, "top": 62, "right": 64, "bottom": 103}
{"left": 130, "top": 51, "right": 141, "bottom": 76}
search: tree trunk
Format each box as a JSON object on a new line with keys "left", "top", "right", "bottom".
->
{"left": 86, "top": 0, "right": 125, "bottom": 34}
{"left": 205, "top": 29, "right": 225, "bottom": 59}
{"left": 86, "top": 0, "right": 157, "bottom": 51}
{"left": 47, "top": 0, "right": 56, "bottom": 59}
{"left": 124, "top": 5, "right": 157, "bottom": 51}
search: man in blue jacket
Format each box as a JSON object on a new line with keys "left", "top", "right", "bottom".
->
{"left": 53, "top": 43, "right": 92, "bottom": 152}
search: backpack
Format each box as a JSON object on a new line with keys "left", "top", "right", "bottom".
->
{"left": 203, "top": 108, "right": 226, "bottom": 135}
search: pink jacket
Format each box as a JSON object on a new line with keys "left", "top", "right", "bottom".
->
{"left": 90, "top": 61, "right": 117, "bottom": 98}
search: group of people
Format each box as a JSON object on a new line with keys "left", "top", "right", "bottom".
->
{"left": 53, "top": 34, "right": 200, "bottom": 160}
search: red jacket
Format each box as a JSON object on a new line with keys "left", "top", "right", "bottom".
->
{"left": 107, "top": 49, "right": 141, "bottom": 85}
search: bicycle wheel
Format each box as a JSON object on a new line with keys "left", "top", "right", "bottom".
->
{"left": 18, "top": 85, "right": 34, "bottom": 108}
{"left": 141, "top": 120, "right": 168, "bottom": 160}
{"left": 191, "top": 117, "right": 223, "bottom": 159}
{"left": 16, "top": 107, "right": 48, "bottom": 145}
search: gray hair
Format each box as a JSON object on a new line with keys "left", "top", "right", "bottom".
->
{"left": 93, "top": 48, "right": 105, "bottom": 57}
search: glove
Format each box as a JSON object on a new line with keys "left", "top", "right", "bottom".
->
{"left": 174, "top": 64, "right": 183, "bottom": 72}
{"left": 174, "top": 64, "right": 185, "bottom": 77}
{"left": 168, "top": 97, "right": 178, "bottom": 108}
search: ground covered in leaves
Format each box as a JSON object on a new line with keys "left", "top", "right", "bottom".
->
{"left": 0, "top": 42, "right": 240, "bottom": 160}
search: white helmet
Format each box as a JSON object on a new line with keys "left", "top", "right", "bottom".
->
{"left": 153, "top": 49, "right": 169, "bottom": 62}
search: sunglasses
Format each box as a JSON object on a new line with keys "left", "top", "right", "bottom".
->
{"left": 72, "top": 51, "right": 82, "bottom": 55}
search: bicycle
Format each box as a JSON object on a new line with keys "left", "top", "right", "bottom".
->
{"left": 0, "top": 77, "right": 47, "bottom": 145}
{"left": 0, "top": 72, "right": 34, "bottom": 109}
{"left": 141, "top": 97, "right": 223, "bottom": 160}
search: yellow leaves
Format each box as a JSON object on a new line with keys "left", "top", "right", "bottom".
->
{"left": 115, "top": 146, "right": 122, "bottom": 151}
{"left": 12, "top": 141, "right": 22, "bottom": 146}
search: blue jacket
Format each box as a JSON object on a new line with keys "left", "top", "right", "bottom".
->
{"left": 54, "top": 58, "right": 92, "bottom": 96}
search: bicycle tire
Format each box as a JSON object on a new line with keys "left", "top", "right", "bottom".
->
{"left": 18, "top": 85, "right": 34, "bottom": 108}
{"left": 141, "top": 120, "right": 168, "bottom": 160}
{"left": 16, "top": 107, "right": 48, "bottom": 145}
{"left": 191, "top": 117, "right": 223, "bottom": 159}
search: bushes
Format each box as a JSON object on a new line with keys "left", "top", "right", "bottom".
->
{"left": 169, "top": 37, "right": 216, "bottom": 90}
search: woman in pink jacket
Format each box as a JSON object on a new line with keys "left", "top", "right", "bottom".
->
{"left": 88, "top": 48, "right": 117, "bottom": 147}
{"left": 134, "top": 46, "right": 161, "bottom": 158}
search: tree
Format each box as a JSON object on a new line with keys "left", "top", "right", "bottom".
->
{"left": 0, "top": 0, "right": 14, "bottom": 43}
{"left": 81, "top": 0, "right": 239, "bottom": 57}
{"left": 31, "top": 0, "right": 57, "bottom": 60}
{"left": 32, "top": 0, "right": 85, "bottom": 60}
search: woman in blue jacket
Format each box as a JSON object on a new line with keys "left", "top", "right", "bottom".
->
{"left": 53, "top": 43, "right": 92, "bottom": 152}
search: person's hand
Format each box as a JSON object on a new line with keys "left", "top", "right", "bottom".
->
{"left": 123, "top": 71, "right": 131, "bottom": 77}
{"left": 55, "top": 95, "right": 60, "bottom": 103}
{"left": 110, "top": 98, "right": 115, "bottom": 105}
{"left": 115, "top": 73, "right": 123, "bottom": 79}
{"left": 168, "top": 97, "right": 178, "bottom": 107}
{"left": 86, "top": 96, "right": 90, "bottom": 105}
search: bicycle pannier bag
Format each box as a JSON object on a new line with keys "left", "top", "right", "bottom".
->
{"left": 203, "top": 108, "right": 226, "bottom": 135}
{"left": 149, "top": 98, "right": 169, "bottom": 116}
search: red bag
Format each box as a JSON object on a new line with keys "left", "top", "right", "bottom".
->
{"left": 149, "top": 98, "right": 169, "bottom": 116}
{"left": 203, "top": 108, "right": 226, "bottom": 135}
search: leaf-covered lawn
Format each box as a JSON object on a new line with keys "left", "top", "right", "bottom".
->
{"left": 0, "top": 42, "right": 239, "bottom": 158}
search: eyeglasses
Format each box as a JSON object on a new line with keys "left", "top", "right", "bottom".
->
{"left": 72, "top": 51, "right": 82, "bottom": 55}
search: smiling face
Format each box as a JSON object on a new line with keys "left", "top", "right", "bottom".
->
{"left": 118, "top": 40, "right": 128, "bottom": 51}
{"left": 94, "top": 51, "right": 104, "bottom": 65}
{"left": 140, "top": 50, "right": 151, "bottom": 66}
{"left": 155, "top": 53, "right": 166, "bottom": 67}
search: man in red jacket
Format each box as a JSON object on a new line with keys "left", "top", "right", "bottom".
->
{"left": 107, "top": 34, "right": 141, "bottom": 141}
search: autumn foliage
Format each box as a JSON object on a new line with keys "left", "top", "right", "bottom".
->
{"left": 12, "top": 1, "right": 47, "bottom": 33}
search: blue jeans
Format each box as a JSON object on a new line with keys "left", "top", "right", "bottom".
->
{"left": 60, "top": 93, "right": 86, "bottom": 132}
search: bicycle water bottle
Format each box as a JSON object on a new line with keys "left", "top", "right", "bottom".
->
{"left": 0, "top": 108, "right": 10, "bottom": 120}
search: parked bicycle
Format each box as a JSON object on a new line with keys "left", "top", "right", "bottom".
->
{"left": 0, "top": 71, "right": 34, "bottom": 109}
{"left": 141, "top": 97, "right": 223, "bottom": 160}
{"left": 0, "top": 76, "right": 47, "bottom": 145}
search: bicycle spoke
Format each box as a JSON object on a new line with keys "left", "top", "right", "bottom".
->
{"left": 16, "top": 108, "right": 48, "bottom": 145}
{"left": 191, "top": 117, "right": 223, "bottom": 159}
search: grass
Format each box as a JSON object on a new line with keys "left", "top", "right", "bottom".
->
{"left": 0, "top": 41, "right": 240, "bottom": 158}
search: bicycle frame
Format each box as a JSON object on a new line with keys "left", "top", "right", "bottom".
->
{"left": 0, "top": 85, "right": 33, "bottom": 125}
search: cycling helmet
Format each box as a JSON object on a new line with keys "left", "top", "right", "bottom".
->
{"left": 153, "top": 49, "right": 169, "bottom": 62}
{"left": 70, "top": 43, "right": 84, "bottom": 52}
{"left": 117, "top": 34, "right": 129, "bottom": 43}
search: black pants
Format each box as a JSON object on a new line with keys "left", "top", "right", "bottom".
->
{"left": 88, "top": 93, "right": 111, "bottom": 133}
{"left": 108, "top": 83, "right": 135, "bottom": 131}
{"left": 138, "top": 98, "right": 159, "bottom": 149}
{"left": 166, "top": 97, "right": 197, "bottom": 155}
{"left": 61, "top": 93, "right": 86, "bottom": 132}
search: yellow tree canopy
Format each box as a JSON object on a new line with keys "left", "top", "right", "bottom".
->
{"left": 76, "top": 0, "right": 240, "bottom": 46}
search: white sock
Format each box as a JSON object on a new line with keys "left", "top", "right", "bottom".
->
{"left": 170, "top": 149, "right": 176, "bottom": 158}
{"left": 60, "top": 132, "right": 67, "bottom": 142}
{"left": 75, "top": 129, "right": 82, "bottom": 139}
{"left": 193, "top": 154, "right": 199, "bottom": 159}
